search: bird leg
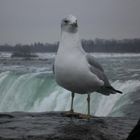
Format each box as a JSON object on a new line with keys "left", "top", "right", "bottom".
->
{"left": 64, "top": 92, "right": 77, "bottom": 117}
{"left": 87, "top": 93, "right": 91, "bottom": 120}
{"left": 64, "top": 92, "right": 92, "bottom": 119}
{"left": 70, "top": 92, "right": 75, "bottom": 113}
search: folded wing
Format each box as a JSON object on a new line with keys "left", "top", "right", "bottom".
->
{"left": 86, "top": 54, "right": 122, "bottom": 95}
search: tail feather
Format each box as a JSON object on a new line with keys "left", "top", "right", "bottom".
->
{"left": 97, "top": 86, "right": 123, "bottom": 95}
{"left": 106, "top": 86, "right": 123, "bottom": 94}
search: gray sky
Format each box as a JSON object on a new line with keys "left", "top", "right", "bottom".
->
{"left": 0, "top": 0, "right": 140, "bottom": 45}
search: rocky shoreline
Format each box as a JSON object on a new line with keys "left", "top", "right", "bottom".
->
{"left": 0, "top": 111, "right": 138, "bottom": 140}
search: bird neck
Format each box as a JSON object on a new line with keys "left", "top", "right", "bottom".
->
{"left": 60, "top": 31, "right": 81, "bottom": 51}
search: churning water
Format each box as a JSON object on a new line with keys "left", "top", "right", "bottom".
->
{"left": 0, "top": 53, "right": 140, "bottom": 117}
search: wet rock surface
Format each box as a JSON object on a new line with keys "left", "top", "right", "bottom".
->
{"left": 0, "top": 112, "right": 138, "bottom": 140}
{"left": 127, "top": 119, "right": 140, "bottom": 140}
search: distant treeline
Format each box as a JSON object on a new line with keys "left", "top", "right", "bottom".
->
{"left": 0, "top": 38, "right": 140, "bottom": 53}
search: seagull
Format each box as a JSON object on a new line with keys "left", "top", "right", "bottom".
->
{"left": 54, "top": 15, "right": 122, "bottom": 119}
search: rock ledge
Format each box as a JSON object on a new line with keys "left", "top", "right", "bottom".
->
{"left": 0, "top": 112, "right": 138, "bottom": 140}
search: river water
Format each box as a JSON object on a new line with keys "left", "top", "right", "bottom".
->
{"left": 0, "top": 53, "right": 140, "bottom": 117}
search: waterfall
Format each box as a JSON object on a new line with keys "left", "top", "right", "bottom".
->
{"left": 0, "top": 71, "right": 140, "bottom": 117}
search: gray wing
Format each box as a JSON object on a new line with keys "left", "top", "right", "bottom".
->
{"left": 86, "top": 54, "right": 104, "bottom": 72}
{"left": 89, "top": 65, "right": 110, "bottom": 87}
{"left": 86, "top": 54, "right": 110, "bottom": 86}
{"left": 86, "top": 54, "right": 122, "bottom": 94}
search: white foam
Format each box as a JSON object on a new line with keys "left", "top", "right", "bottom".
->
{"left": 0, "top": 71, "right": 140, "bottom": 117}
{"left": 95, "top": 80, "right": 140, "bottom": 116}
{"left": 90, "top": 53, "right": 140, "bottom": 58}
{"left": 31, "top": 79, "right": 140, "bottom": 117}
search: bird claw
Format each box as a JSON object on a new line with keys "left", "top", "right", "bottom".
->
{"left": 79, "top": 114, "right": 91, "bottom": 120}
{"left": 64, "top": 111, "right": 79, "bottom": 118}
{"left": 62, "top": 111, "right": 92, "bottom": 120}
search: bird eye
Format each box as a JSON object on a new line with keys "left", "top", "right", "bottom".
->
{"left": 64, "top": 20, "right": 69, "bottom": 23}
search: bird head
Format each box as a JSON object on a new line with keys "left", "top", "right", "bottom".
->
{"left": 61, "top": 15, "right": 78, "bottom": 33}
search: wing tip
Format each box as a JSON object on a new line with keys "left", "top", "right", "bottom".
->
{"left": 106, "top": 86, "right": 123, "bottom": 94}
{"left": 115, "top": 89, "right": 123, "bottom": 94}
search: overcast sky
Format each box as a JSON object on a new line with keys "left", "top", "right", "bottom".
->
{"left": 0, "top": 0, "right": 140, "bottom": 45}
